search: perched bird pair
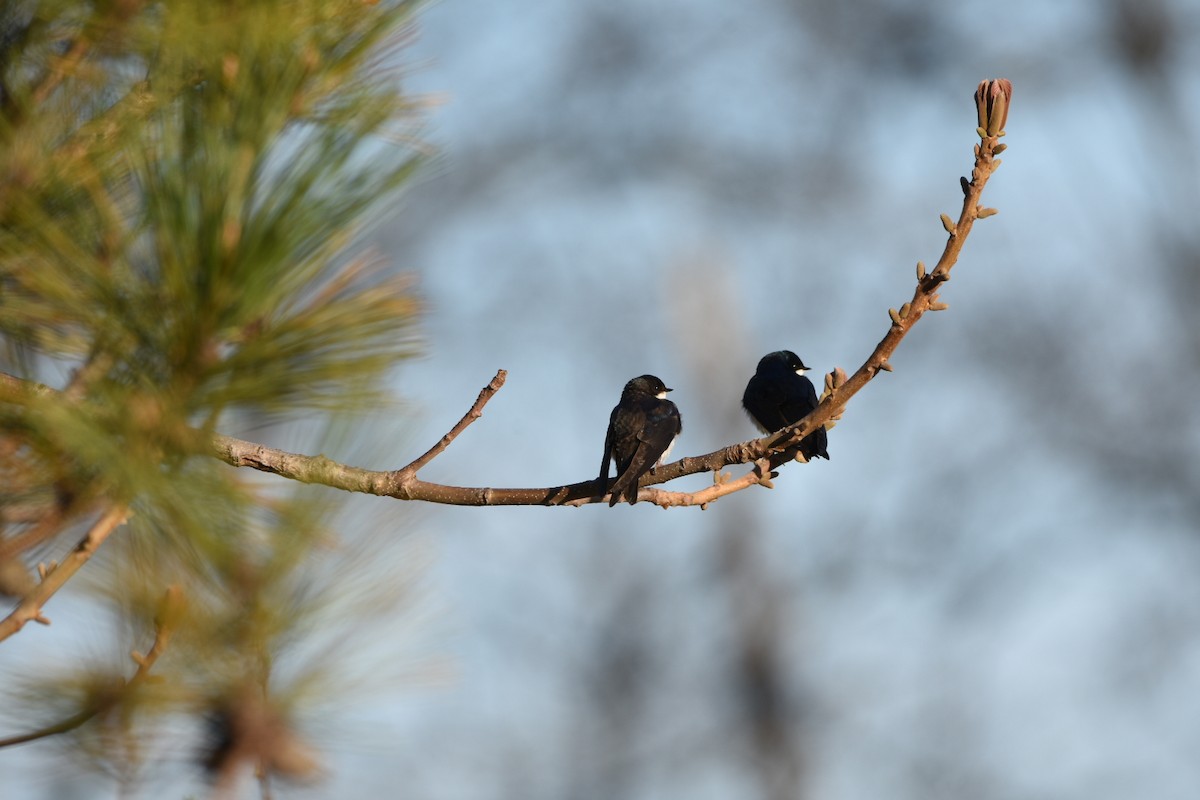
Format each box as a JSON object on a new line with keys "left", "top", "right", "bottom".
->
{"left": 599, "top": 351, "right": 829, "bottom": 506}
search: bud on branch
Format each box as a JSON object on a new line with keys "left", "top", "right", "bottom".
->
{"left": 975, "top": 78, "right": 1012, "bottom": 137}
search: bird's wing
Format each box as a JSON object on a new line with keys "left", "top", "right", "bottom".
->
{"left": 599, "top": 406, "right": 618, "bottom": 485}
{"left": 778, "top": 382, "right": 818, "bottom": 425}
{"left": 641, "top": 400, "right": 682, "bottom": 458}
{"left": 744, "top": 375, "right": 790, "bottom": 432}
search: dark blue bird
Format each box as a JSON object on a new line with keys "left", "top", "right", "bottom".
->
{"left": 742, "top": 350, "right": 829, "bottom": 461}
{"left": 600, "top": 375, "right": 682, "bottom": 505}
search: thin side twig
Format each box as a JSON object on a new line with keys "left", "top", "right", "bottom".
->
{"left": 0, "top": 506, "right": 129, "bottom": 643}
{"left": 398, "top": 369, "right": 507, "bottom": 476}
{"left": 0, "top": 585, "right": 179, "bottom": 748}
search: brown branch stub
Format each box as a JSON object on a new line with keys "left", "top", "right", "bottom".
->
{"left": 648, "top": 458, "right": 776, "bottom": 508}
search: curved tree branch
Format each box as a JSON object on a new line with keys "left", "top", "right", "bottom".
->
{"left": 209, "top": 95, "right": 1009, "bottom": 508}
{"left": 1, "top": 81, "right": 1010, "bottom": 511}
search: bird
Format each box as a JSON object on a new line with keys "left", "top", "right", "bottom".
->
{"left": 599, "top": 374, "right": 682, "bottom": 506}
{"left": 742, "top": 350, "right": 829, "bottom": 461}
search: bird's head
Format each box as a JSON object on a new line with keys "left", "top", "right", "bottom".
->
{"left": 758, "top": 350, "right": 810, "bottom": 376}
{"left": 625, "top": 374, "right": 672, "bottom": 400}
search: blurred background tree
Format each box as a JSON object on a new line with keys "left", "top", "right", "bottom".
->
{"left": 0, "top": 0, "right": 428, "bottom": 796}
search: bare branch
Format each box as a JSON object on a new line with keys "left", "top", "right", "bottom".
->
{"left": 210, "top": 112, "right": 1008, "bottom": 508}
{"left": 0, "top": 585, "right": 178, "bottom": 748}
{"left": 647, "top": 459, "right": 778, "bottom": 510}
{"left": 0, "top": 81, "right": 1010, "bottom": 511}
{"left": 0, "top": 506, "right": 129, "bottom": 643}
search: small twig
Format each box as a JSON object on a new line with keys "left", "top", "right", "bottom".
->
{"left": 0, "top": 585, "right": 178, "bottom": 747}
{"left": 0, "top": 506, "right": 129, "bottom": 643}
{"left": 647, "top": 458, "right": 779, "bottom": 509}
{"left": 398, "top": 369, "right": 507, "bottom": 475}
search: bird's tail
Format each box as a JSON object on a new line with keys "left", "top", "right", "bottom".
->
{"left": 607, "top": 474, "right": 638, "bottom": 506}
